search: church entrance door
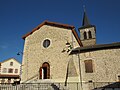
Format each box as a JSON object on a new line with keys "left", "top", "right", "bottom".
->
{"left": 39, "top": 62, "right": 50, "bottom": 79}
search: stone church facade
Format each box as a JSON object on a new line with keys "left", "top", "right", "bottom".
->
{"left": 21, "top": 21, "right": 82, "bottom": 82}
{"left": 21, "top": 11, "right": 120, "bottom": 89}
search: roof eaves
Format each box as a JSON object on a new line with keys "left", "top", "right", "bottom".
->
{"left": 1, "top": 58, "right": 21, "bottom": 64}
{"left": 79, "top": 25, "right": 96, "bottom": 29}
{"left": 22, "top": 20, "right": 75, "bottom": 40}
{"left": 0, "top": 74, "right": 20, "bottom": 78}
{"left": 70, "top": 42, "right": 120, "bottom": 54}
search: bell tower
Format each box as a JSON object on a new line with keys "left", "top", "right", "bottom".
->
{"left": 79, "top": 8, "right": 96, "bottom": 46}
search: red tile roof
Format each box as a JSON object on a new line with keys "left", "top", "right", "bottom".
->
{"left": 0, "top": 74, "right": 20, "bottom": 78}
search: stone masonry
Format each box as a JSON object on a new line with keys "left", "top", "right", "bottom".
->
{"left": 21, "top": 24, "right": 79, "bottom": 82}
{"left": 79, "top": 48, "right": 120, "bottom": 82}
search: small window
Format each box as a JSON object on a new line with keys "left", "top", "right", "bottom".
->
{"left": 2, "top": 68, "right": 7, "bottom": 73}
{"left": 88, "top": 31, "right": 92, "bottom": 39}
{"left": 15, "top": 69, "right": 18, "bottom": 73}
{"left": 10, "top": 62, "right": 13, "bottom": 66}
{"left": 8, "top": 68, "right": 13, "bottom": 73}
{"left": 84, "top": 60, "right": 93, "bottom": 73}
{"left": 83, "top": 32, "right": 87, "bottom": 39}
{"left": 1, "top": 79, "right": 5, "bottom": 83}
{"left": 43, "top": 39, "right": 50, "bottom": 48}
{"left": 8, "top": 78, "right": 11, "bottom": 83}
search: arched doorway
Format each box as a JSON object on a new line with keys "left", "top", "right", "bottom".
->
{"left": 39, "top": 62, "right": 50, "bottom": 79}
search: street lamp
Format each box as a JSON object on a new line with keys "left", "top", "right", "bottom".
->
{"left": 17, "top": 51, "right": 23, "bottom": 83}
{"left": 17, "top": 52, "right": 23, "bottom": 55}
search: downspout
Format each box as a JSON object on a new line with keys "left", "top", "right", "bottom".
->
{"left": 78, "top": 50, "right": 83, "bottom": 90}
{"left": 64, "top": 60, "right": 69, "bottom": 86}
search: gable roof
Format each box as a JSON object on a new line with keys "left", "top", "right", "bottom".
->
{"left": 1, "top": 58, "right": 21, "bottom": 64}
{"left": 22, "top": 20, "right": 83, "bottom": 46}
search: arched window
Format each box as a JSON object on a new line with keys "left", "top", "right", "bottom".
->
{"left": 39, "top": 62, "right": 50, "bottom": 79}
{"left": 83, "top": 32, "right": 87, "bottom": 39}
{"left": 88, "top": 31, "right": 92, "bottom": 39}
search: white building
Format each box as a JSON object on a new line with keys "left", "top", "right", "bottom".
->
{"left": 0, "top": 58, "right": 21, "bottom": 84}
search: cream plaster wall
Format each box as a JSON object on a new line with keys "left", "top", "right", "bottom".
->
{"left": 1, "top": 58, "right": 21, "bottom": 75}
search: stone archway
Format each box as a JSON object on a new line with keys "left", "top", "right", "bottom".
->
{"left": 39, "top": 62, "right": 50, "bottom": 79}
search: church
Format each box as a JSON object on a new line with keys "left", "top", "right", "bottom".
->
{"left": 21, "top": 10, "right": 120, "bottom": 90}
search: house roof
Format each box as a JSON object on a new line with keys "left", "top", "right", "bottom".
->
{"left": 70, "top": 42, "right": 120, "bottom": 54}
{"left": 0, "top": 74, "right": 20, "bottom": 78}
{"left": 1, "top": 58, "right": 21, "bottom": 64}
{"left": 22, "top": 20, "right": 83, "bottom": 46}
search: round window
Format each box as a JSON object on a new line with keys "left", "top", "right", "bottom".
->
{"left": 43, "top": 39, "right": 50, "bottom": 48}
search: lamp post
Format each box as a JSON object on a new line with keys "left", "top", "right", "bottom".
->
{"left": 17, "top": 52, "right": 23, "bottom": 83}
{"left": 17, "top": 52, "right": 23, "bottom": 55}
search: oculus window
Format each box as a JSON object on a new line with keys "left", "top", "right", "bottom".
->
{"left": 43, "top": 39, "right": 50, "bottom": 48}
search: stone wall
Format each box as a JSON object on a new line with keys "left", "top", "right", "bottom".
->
{"left": 78, "top": 48, "right": 120, "bottom": 82}
{"left": 81, "top": 39, "right": 96, "bottom": 46}
{"left": 79, "top": 26, "right": 96, "bottom": 46}
{"left": 21, "top": 25, "right": 79, "bottom": 82}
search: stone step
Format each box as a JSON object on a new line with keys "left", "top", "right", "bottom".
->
{"left": 0, "top": 83, "right": 66, "bottom": 90}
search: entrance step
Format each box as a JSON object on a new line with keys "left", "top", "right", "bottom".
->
{"left": 23, "top": 79, "right": 63, "bottom": 90}
{"left": 28, "top": 79, "right": 53, "bottom": 83}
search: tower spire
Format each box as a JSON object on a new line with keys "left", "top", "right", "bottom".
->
{"left": 82, "top": 5, "right": 90, "bottom": 26}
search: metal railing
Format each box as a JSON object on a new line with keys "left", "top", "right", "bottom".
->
{"left": 0, "top": 82, "right": 120, "bottom": 90}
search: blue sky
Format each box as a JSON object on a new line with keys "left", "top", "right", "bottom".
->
{"left": 0, "top": 0, "right": 120, "bottom": 63}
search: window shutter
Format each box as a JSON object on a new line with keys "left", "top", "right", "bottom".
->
{"left": 84, "top": 60, "right": 93, "bottom": 73}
